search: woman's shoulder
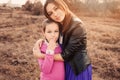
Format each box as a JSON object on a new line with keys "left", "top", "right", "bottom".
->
{"left": 69, "top": 17, "right": 85, "bottom": 32}
{"left": 69, "top": 17, "right": 86, "bottom": 36}
{"left": 72, "top": 17, "right": 84, "bottom": 27}
{"left": 73, "top": 17, "right": 83, "bottom": 24}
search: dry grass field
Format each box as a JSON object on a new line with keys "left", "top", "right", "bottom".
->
{"left": 0, "top": 6, "right": 120, "bottom": 80}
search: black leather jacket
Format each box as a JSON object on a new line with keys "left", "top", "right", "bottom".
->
{"left": 61, "top": 17, "right": 91, "bottom": 75}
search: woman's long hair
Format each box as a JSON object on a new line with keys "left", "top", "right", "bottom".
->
{"left": 44, "top": 0, "right": 73, "bottom": 34}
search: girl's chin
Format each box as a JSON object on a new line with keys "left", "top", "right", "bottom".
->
{"left": 48, "top": 40, "right": 57, "bottom": 43}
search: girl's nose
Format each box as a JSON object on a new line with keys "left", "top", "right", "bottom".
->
{"left": 51, "top": 33, "right": 55, "bottom": 37}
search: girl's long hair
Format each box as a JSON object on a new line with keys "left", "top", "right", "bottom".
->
{"left": 44, "top": 0, "right": 73, "bottom": 34}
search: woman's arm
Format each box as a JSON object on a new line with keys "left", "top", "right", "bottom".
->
{"left": 54, "top": 54, "right": 64, "bottom": 61}
{"left": 34, "top": 50, "right": 64, "bottom": 61}
{"left": 33, "top": 39, "right": 45, "bottom": 59}
{"left": 33, "top": 51, "right": 45, "bottom": 59}
{"left": 33, "top": 39, "right": 64, "bottom": 61}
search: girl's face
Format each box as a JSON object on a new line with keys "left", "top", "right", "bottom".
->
{"left": 44, "top": 23, "right": 59, "bottom": 42}
{"left": 46, "top": 3, "right": 65, "bottom": 23}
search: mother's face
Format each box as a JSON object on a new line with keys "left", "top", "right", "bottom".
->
{"left": 46, "top": 3, "right": 65, "bottom": 23}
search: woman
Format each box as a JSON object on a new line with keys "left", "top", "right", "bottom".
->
{"left": 33, "top": 0, "right": 92, "bottom": 80}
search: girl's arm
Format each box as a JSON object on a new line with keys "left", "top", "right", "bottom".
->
{"left": 40, "top": 54, "right": 54, "bottom": 73}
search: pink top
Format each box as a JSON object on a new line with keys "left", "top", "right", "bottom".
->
{"left": 38, "top": 41, "right": 65, "bottom": 80}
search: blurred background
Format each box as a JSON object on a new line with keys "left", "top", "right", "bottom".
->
{"left": 0, "top": 0, "right": 120, "bottom": 80}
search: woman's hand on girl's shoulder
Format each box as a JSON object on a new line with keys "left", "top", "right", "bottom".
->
{"left": 35, "top": 39, "right": 44, "bottom": 47}
{"left": 33, "top": 39, "right": 44, "bottom": 58}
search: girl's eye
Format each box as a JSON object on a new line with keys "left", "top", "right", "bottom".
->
{"left": 47, "top": 31, "right": 52, "bottom": 33}
{"left": 55, "top": 30, "right": 59, "bottom": 33}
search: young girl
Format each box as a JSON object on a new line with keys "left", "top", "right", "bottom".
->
{"left": 37, "top": 19, "right": 64, "bottom": 80}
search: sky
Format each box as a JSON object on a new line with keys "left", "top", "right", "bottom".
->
{"left": 0, "top": 0, "right": 28, "bottom": 5}
{"left": 0, "top": 0, "right": 117, "bottom": 5}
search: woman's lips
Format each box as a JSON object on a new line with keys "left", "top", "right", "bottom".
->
{"left": 55, "top": 16, "right": 60, "bottom": 20}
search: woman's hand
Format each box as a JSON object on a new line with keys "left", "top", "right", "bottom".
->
{"left": 33, "top": 39, "right": 44, "bottom": 58}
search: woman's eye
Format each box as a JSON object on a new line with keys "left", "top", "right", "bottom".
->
{"left": 48, "top": 12, "right": 52, "bottom": 16}
{"left": 54, "top": 7, "right": 58, "bottom": 10}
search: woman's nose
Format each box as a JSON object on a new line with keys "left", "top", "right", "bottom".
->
{"left": 53, "top": 11, "right": 57, "bottom": 17}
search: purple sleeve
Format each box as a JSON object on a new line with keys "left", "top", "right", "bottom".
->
{"left": 40, "top": 54, "right": 54, "bottom": 73}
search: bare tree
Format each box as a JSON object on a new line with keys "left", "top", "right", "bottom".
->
{"left": 6, "top": 0, "right": 12, "bottom": 6}
{"left": 84, "top": 0, "right": 99, "bottom": 13}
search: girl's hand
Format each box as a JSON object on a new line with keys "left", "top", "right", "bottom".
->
{"left": 47, "top": 39, "right": 57, "bottom": 50}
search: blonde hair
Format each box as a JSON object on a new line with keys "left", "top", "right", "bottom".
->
{"left": 44, "top": 0, "right": 73, "bottom": 34}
